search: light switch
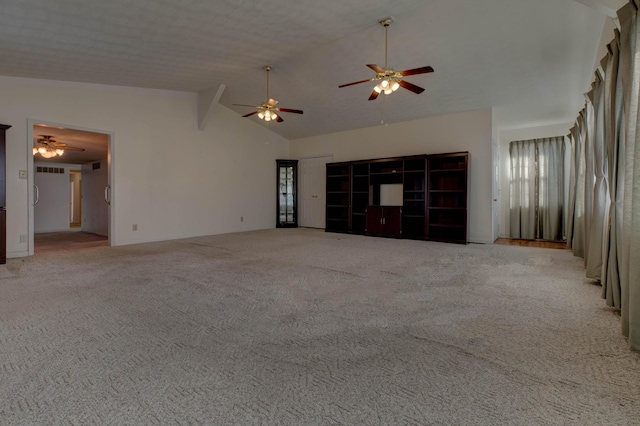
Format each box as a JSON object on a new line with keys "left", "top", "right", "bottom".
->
{"left": 19, "top": 170, "right": 28, "bottom": 179}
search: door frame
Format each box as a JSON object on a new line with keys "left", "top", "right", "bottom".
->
{"left": 27, "top": 118, "right": 115, "bottom": 255}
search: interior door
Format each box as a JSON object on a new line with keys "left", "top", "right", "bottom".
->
{"left": 299, "top": 156, "right": 331, "bottom": 228}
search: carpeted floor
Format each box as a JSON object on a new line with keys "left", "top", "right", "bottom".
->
{"left": 1, "top": 228, "right": 639, "bottom": 425}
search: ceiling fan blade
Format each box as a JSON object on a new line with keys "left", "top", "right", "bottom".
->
{"left": 233, "top": 103, "right": 259, "bottom": 108}
{"left": 399, "top": 66, "right": 434, "bottom": 77}
{"left": 63, "top": 146, "right": 86, "bottom": 152}
{"left": 275, "top": 115, "right": 284, "bottom": 123}
{"left": 267, "top": 98, "right": 278, "bottom": 107}
{"left": 277, "top": 108, "right": 303, "bottom": 114}
{"left": 398, "top": 79, "right": 425, "bottom": 94}
{"left": 242, "top": 111, "right": 260, "bottom": 118}
{"left": 338, "top": 78, "right": 373, "bottom": 88}
{"left": 368, "top": 90, "right": 380, "bottom": 101}
{"left": 366, "top": 64, "right": 385, "bottom": 74}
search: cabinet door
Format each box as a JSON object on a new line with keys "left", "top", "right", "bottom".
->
{"left": 383, "top": 207, "right": 402, "bottom": 236}
{"left": 366, "top": 206, "right": 384, "bottom": 235}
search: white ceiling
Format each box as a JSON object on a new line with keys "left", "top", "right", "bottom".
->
{"left": 0, "top": 0, "right": 624, "bottom": 141}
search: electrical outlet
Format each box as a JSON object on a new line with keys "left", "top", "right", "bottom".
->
{"left": 19, "top": 234, "right": 27, "bottom": 243}
{"left": 132, "top": 224, "right": 138, "bottom": 231}
{"left": 19, "top": 170, "right": 28, "bottom": 179}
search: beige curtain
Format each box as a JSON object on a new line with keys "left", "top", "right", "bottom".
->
{"left": 510, "top": 140, "right": 537, "bottom": 239}
{"left": 566, "top": 127, "right": 577, "bottom": 248}
{"left": 583, "top": 90, "right": 596, "bottom": 267}
{"left": 602, "top": 31, "right": 625, "bottom": 309}
{"left": 586, "top": 71, "right": 610, "bottom": 280}
{"left": 537, "top": 137, "right": 566, "bottom": 240}
{"left": 510, "top": 138, "right": 565, "bottom": 240}
{"left": 571, "top": 114, "right": 587, "bottom": 257}
{"left": 566, "top": 0, "right": 640, "bottom": 351}
{"left": 618, "top": 1, "right": 640, "bottom": 351}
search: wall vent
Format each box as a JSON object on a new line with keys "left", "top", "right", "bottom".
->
{"left": 92, "top": 162, "right": 101, "bottom": 170}
{"left": 36, "top": 166, "right": 65, "bottom": 174}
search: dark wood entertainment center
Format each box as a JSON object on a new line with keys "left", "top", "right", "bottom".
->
{"left": 325, "top": 152, "right": 469, "bottom": 244}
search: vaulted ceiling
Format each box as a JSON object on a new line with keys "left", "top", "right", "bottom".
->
{"left": 0, "top": 0, "right": 624, "bottom": 140}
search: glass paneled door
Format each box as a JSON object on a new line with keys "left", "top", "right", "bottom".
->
{"left": 276, "top": 160, "right": 298, "bottom": 228}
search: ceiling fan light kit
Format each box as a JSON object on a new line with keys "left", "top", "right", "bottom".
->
{"left": 33, "top": 135, "right": 85, "bottom": 158}
{"left": 233, "top": 65, "right": 304, "bottom": 123}
{"left": 338, "top": 17, "right": 434, "bottom": 101}
{"left": 33, "top": 146, "right": 64, "bottom": 158}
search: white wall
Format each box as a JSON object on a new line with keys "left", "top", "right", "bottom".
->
{"left": 498, "top": 122, "right": 572, "bottom": 238}
{"left": 290, "top": 109, "right": 494, "bottom": 244}
{"left": 33, "top": 162, "right": 80, "bottom": 233}
{"left": 81, "top": 160, "right": 108, "bottom": 236}
{"left": 0, "top": 76, "right": 289, "bottom": 258}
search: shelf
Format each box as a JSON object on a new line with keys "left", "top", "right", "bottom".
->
{"left": 428, "top": 206, "right": 466, "bottom": 210}
{"left": 428, "top": 223, "right": 465, "bottom": 229}
{"left": 352, "top": 212, "right": 365, "bottom": 216}
{"left": 428, "top": 189, "right": 466, "bottom": 193}
{"left": 327, "top": 204, "right": 349, "bottom": 208}
{"left": 404, "top": 190, "right": 424, "bottom": 193}
{"left": 327, "top": 174, "right": 349, "bottom": 178}
{"left": 404, "top": 214, "right": 425, "bottom": 218}
{"left": 430, "top": 168, "right": 465, "bottom": 173}
{"left": 370, "top": 171, "right": 402, "bottom": 175}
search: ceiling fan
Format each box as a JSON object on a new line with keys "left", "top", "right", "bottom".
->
{"left": 339, "top": 17, "right": 434, "bottom": 100}
{"left": 233, "top": 66, "right": 303, "bottom": 122}
{"left": 33, "top": 135, "right": 85, "bottom": 158}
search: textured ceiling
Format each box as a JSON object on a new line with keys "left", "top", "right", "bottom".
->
{"left": 0, "top": 0, "right": 623, "bottom": 140}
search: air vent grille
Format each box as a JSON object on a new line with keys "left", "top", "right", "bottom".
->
{"left": 36, "top": 166, "right": 65, "bottom": 174}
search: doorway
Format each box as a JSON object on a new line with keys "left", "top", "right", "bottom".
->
{"left": 69, "top": 170, "right": 81, "bottom": 227}
{"left": 29, "top": 121, "right": 112, "bottom": 254}
{"left": 298, "top": 155, "right": 332, "bottom": 228}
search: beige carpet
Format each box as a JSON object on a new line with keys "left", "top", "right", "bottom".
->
{"left": 1, "top": 228, "right": 639, "bottom": 425}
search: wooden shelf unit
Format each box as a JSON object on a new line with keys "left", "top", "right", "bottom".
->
{"left": 325, "top": 162, "right": 351, "bottom": 233}
{"left": 325, "top": 152, "right": 469, "bottom": 244}
{"left": 426, "top": 152, "right": 469, "bottom": 243}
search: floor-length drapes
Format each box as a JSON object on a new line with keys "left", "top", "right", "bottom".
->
{"left": 510, "top": 137, "right": 565, "bottom": 240}
{"left": 510, "top": 140, "right": 537, "bottom": 239}
{"left": 537, "top": 138, "right": 565, "bottom": 241}
{"left": 586, "top": 71, "right": 610, "bottom": 280}
{"left": 618, "top": 1, "right": 640, "bottom": 351}
{"left": 583, "top": 91, "right": 596, "bottom": 268}
{"left": 568, "top": 114, "right": 587, "bottom": 256}
{"left": 564, "top": 0, "right": 640, "bottom": 351}
{"left": 566, "top": 127, "right": 577, "bottom": 248}
{"left": 602, "top": 31, "right": 625, "bottom": 309}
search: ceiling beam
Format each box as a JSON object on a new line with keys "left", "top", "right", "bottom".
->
{"left": 572, "top": 0, "right": 627, "bottom": 17}
{"left": 197, "top": 84, "right": 226, "bottom": 131}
